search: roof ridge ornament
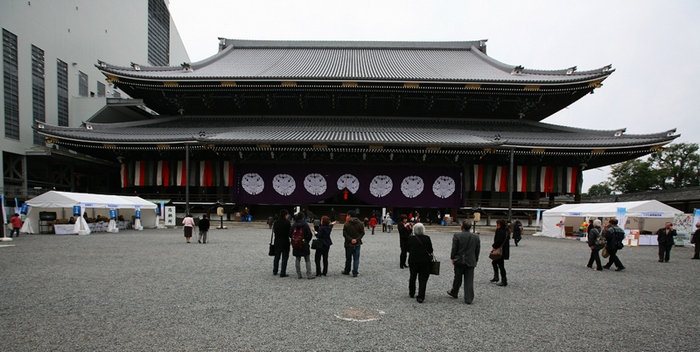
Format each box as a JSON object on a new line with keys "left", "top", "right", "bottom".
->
{"left": 181, "top": 62, "right": 192, "bottom": 72}
{"left": 566, "top": 66, "right": 577, "bottom": 75}
{"left": 130, "top": 62, "right": 140, "bottom": 71}
{"left": 511, "top": 65, "right": 524, "bottom": 75}
{"left": 602, "top": 64, "right": 612, "bottom": 72}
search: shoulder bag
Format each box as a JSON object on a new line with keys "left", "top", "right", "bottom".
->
{"left": 489, "top": 232, "right": 506, "bottom": 261}
{"left": 414, "top": 235, "right": 440, "bottom": 275}
{"left": 268, "top": 228, "right": 275, "bottom": 256}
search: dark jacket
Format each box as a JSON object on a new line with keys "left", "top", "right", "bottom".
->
{"left": 316, "top": 224, "right": 334, "bottom": 248}
{"left": 342, "top": 217, "right": 365, "bottom": 247}
{"left": 198, "top": 218, "right": 210, "bottom": 231}
{"left": 451, "top": 231, "right": 480, "bottom": 267}
{"left": 512, "top": 221, "right": 523, "bottom": 240}
{"left": 290, "top": 220, "right": 313, "bottom": 257}
{"left": 692, "top": 229, "right": 700, "bottom": 244}
{"left": 656, "top": 228, "right": 676, "bottom": 246}
{"left": 604, "top": 225, "right": 625, "bottom": 251}
{"left": 398, "top": 222, "right": 411, "bottom": 247}
{"left": 587, "top": 226, "right": 603, "bottom": 249}
{"left": 273, "top": 218, "right": 291, "bottom": 251}
{"left": 492, "top": 227, "right": 510, "bottom": 260}
{"left": 408, "top": 234, "right": 433, "bottom": 265}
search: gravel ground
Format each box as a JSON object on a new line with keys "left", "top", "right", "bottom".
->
{"left": 1, "top": 223, "right": 699, "bottom": 351}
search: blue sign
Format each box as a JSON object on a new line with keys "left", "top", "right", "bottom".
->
{"left": 568, "top": 212, "right": 582, "bottom": 216}
{"left": 640, "top": 212, "right": 664, "bottom": 218}
{"left": 21, "top": 204, "right": 29, "bottom": 214}
{"left": 109, "top": 209, "right": 117, "bottom": 219}
{"left": 135, "top": 210, "right": 141, "bottom": 219}
{"left": 73, "top": 205, "right": 81, "bottom": 216}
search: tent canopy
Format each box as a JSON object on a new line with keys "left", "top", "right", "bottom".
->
{"left": 21, "top": 191, "right": 157, "bottom": 234}
{"left": 539, "top": 200, "right": 682, "bottom": 238}
{"left": 26, "top": 191, "right": 156, "bottom": 210}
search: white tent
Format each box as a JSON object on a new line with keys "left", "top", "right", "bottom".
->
{"left": 20, "top": 191, "right": 158, "bottom": 234}
{"left": 539, "top": 200, "right": 682, "bottom": 238}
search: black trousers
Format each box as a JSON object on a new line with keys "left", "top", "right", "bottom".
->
{"left": 314, "top": 246, "right": 329, "bottom": 275}
{"left": 587, "top": 248, "right": 602, "bottom": 269}
{"left": 409, "top": 263, "right": 430, "bottom": 299}
{"left": 658, "top": 243, "right": 673, "bottom": 262}
{"left": 492, "top": 258, "right": 506, "bottom": 281}
{"left": 694, "top": 243, "right": 700, "bottom": 258}
{"left": 451, "top": 264, "right": 475, "bottom": 303}
{"left": 604, "top": 248, "right": 623, "bottom": 269}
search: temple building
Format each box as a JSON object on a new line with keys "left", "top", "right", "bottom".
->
{"left": 35, "top": 39, "right": 679, "bottom": 219}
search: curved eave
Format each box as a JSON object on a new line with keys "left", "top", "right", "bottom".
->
{"left": 98, "top": 67, "right": 612, "bottom": 88}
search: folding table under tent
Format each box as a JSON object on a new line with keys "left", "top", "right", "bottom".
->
{"left": 20, "top": 191, "right": 158, "bottom": 234}
{"left": 538, "top": 200, "right": 683, "bottom": 239}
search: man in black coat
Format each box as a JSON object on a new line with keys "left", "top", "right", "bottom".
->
{"left": 272, "top": 209, "right": 291, "bottom": 277}
{"left": 603, "top": 219, "right": 625, "bottom": 271}
{"left": 656, "top": 222, "right": 677, "bottom": 262}
{"left": 447, "top": 220, "right": 480, "bottom": 304}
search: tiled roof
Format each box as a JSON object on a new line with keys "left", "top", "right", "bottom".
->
{"left": 98, "top": 39, "right": 613, "bottom": 84}
{"left": 36, "top": 116, "right": 676, "bottom": 149}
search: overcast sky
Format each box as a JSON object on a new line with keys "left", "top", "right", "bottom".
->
{"left": 168, "top": 0, "right": 700, "bottom": 192}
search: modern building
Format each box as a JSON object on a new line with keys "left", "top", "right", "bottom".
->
{"left": 1, "top": 0, "right": 189, "bottom": 202}
{"left": 34, "top": 38, "right": 679, "bottom": 219}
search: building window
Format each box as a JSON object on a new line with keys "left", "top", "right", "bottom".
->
{"left": 148, "top": 0, "right": 170, "bottom": 66}
{"left": 3, "top": 29, "right": 19, "bottom": 140}
{"left": 78, "top": 71, "right": 88, "bottom": 97}
{"left": 97, "top": 81, "right": 105, "bottom": 97}
{"left": 32, "top": 45, "right": 46, "bottom": 145}
{"left": 57, "top": 59, "right": 69, "bottom": 126}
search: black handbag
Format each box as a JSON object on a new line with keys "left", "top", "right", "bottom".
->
{"left": 414, "top": 235, "right": 440, "bottom": 275}
{"left": 430, "top": 258, "right": 440, "bottom": 275}
{"left": 311, "top": 238, "right": 323, "bottom": 250}
{"left": 268, "top": 229, "right": 275, "bottom": 256}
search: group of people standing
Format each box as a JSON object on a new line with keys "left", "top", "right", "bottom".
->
{"left": 271, "top": 209, "right": 364, "bottom": 279}
{"left": 399, "top": 215, "right": 510, "bottom": 304}
{"left": 586, "top": 217, "right": 700, "bottom": 271}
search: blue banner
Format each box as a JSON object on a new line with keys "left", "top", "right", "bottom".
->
{"left": 1, "top": 194, "right": 6, "bottom": 224}
{"left": 73, "top": 205, "right": 82, "bottom": 216}
{"left": 21, "top": 203, "right": 29, "bottom": 214}
{"left": 109, "top": 209, "right": 117, "bottom": 220}
{"left": 135, "top": 210, "right": 141, "bottom": 219}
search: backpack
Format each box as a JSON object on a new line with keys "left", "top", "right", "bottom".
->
{"left": 291, "top": 226, "right": 305, "bottom": 250}
{"left": 593, "top": 228, "right": 607, "bottom": 247}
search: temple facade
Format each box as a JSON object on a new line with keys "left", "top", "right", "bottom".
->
{"left": 35, "top": 39, "right": 679, "bottom": 218}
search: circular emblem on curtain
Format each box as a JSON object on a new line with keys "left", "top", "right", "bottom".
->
{"left": 400, "top": 176, "right": 424, "bottom": 198}
{"left": 369, "top": 175, "right": 393, "bottom": 198}
{"left": 432, "top": 176, "right": 456, "bottom": 198}
{"left": 241, "top": 173, "right": 265, "bottom": 195}
{"left": 337, "top": 174, "right": 360, "bottom": 194}
{"left": 304, "top": 173, "right": 327, "bottom": 195}
{"left": 272, "top": 174, "right": 296, "bottom": 196}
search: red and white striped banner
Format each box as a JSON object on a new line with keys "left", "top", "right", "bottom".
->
{"left": 134, "top": 161, "right": 146, "bottom": 186}
{"left": 120, "top": 164, "right": 128, "bottom": 188}
{"left": 224, "top": 161, "right": 234, "bottom": 187}
{"left": 516, "top": 165, "right": 528, "bottom": 192}
{"left": 176, "top": 161, "right": 187, "bottom": 186}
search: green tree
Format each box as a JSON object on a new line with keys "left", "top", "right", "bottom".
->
{"left": 648, "top": 142, "right": 700, "bottom": 189}
{"left": 605, "top": 142, "right": 700, "bottom": 194}
{"left": 587, "top": 182, "right": 612, "bottom": 197}
{"left": 608, "top": 159, "right": 662, "bottom": 193}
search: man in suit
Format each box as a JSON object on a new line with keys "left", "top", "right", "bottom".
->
{"left": 656, "top": 222, "right": 677, "bottom": 263}
{"left": 447, "top": 220, "right": 481, "bottom": 304}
